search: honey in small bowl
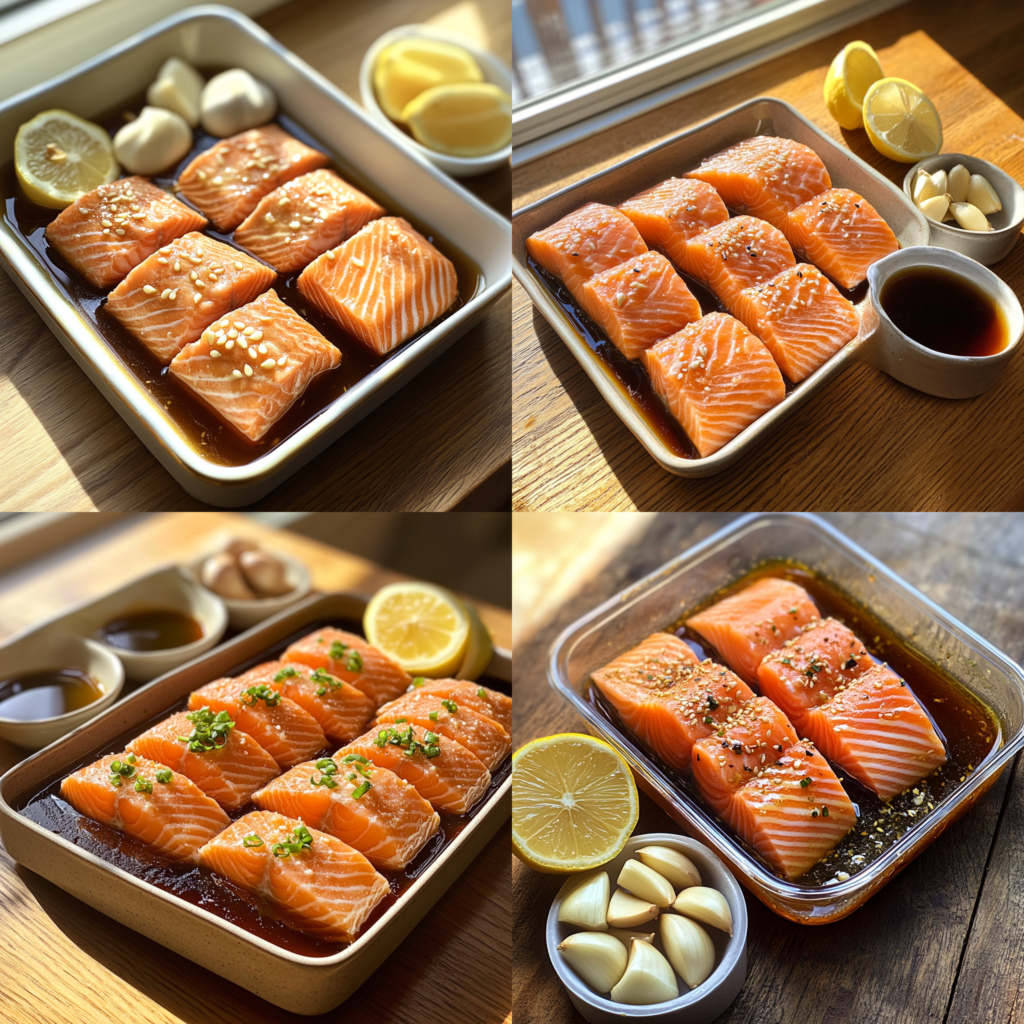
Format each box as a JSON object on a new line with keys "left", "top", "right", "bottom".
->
{"left": 99, "top": 609, "right": 204, "bottom": 652}
{"left": 0, "top": 667, "right": 105, "bottom": 721}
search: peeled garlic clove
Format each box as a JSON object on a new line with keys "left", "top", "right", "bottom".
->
{"left": 967, "top": 173, "right": 1002, "bottom": 215}
{"left": 660, "top": 913, "right": 716, "bottom": 990}
{"left": 929, "top": 169, "right": 948, "bottom": 197}
{"left": 607, "top": 888, "right": 658, "bottom": 928}
{"left": 950, "top": 201, "right": 992, "bottom": 232}
{"left": 918, "top": 194, "right": 950, "bottom": 223}
{"left": 201, "top": 551, "right": 256, "bottom": 600}
{"left": 672, "top": 886, "right": 733, "bottom": 935}
{"left": 947, "top": 163, "right": 970, "bottom": 204}
{"left": 112, "top": 106, "right": 192, "bottom": 175}
{"left": 607, "top": 928, "right": 656, "bottom": 946}
{"left": 557, "top": 931, "right": 627, "bottom": 993}
{"left": 637, "top": 846, "right": 701, "bottom": 890}
{"left": 239, "top": 549, "right": 293, "bottom": 596}
{"left": 147, "top": 57, "right": 204, "bottom": 127}
{"left": 912, "top": 169, "right": 940, "bottom": 204}
{"left": 557, "top": 869, "right": 610, "bottom": 931}
{"left": 200, "top": 68, "right": 277, "bottom": 137}
{"left": 609, "top": 938, "right": 679, "bottom": 1005}
{"left": 617, "top": 858, "right": 675, "bottom": 908}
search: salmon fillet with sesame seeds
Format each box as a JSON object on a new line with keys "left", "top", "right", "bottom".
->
{"left": 45, "top": 176, "right": 207, "bottom": 291}
{"left": 105, "top": 233, "right": 276, "bottom": 363}
{"left": 169, "top": 289, "right": 340, "bottom": 443}
{"left": 176, "top": 125, "right": 330, "bottom": 232}
{"left": 234, "top": 169, "right": 385, "bottom": 274}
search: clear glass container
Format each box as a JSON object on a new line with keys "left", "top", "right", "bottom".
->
{"left": 547, "top": 513, "right": 1024, "bottom": 924}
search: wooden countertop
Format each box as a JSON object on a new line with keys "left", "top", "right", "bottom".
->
{"left": 512, "top": 0, "right": 1024, "bottom": 510}
{"left": 0, "top": 0, "right": 511, "bottom": 511}
{"left": 512, "top": 512, "right": 1024, "bottom": 1024}
{"left": 0, "top": 513, "right": 511, "bottom": 1024}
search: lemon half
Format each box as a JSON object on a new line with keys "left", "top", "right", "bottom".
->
{"left": 455, "top": 602, "right": 495, "bottom": 681}
{"left": 15, "top": 109, "right": 118, "bottom": 209}
{"left": 824, "top": 41, "right": 884, "bottom": 130}
{"left": 374, "top": 38, "right": 483, "bottom": 123}
{"left": 402, "top": 82, "right": 511, "bottom": 157}
{"left": 862, "top": 77, "right": 943, "bottom": 162}
{"left": 512, "top": 733, "right": 639, "bottom": 873}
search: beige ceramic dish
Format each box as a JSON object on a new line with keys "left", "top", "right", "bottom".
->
{"left": 0, "top": 591, "right": 512, "bottom": 1015}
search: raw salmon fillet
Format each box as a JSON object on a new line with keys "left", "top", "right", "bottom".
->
{"left": 176, "top": 124, "right": 330, "bottom": 231}
{"left": 738, "top": 265, "right": 859, "bottom": 382}
{"left": 253, "top": 755, "right": 440, "bottom": 869}
{"left": 235, "top": 660, "right": 376, "bottom": 745}
{"left": 233, "top": 168, "right": 385, "bottom": 273}
{"left": 45, "top": 177, "right": 208, "bottom": 291}
{"left": 391, "top": 679, "right": 512, "bottom": 734}
{"left": 525, "top": 202, "right": 648, "bottom": 319}
{"left": 189, "top": 677, "right": 327, "bottom": 768}
{"left": 105, "top": 232, "right": 277, "bottom": 364}
{"left": 198, "top": 810, "right": 389, "bottom": 942}
{"left": 785, "top": 188, "right": 899, "bottom": 290}
{"left": 127, "top": 709, "right": 280, "bottom": 811}
{"left": 686, "top": 136, "right": 831, "bottom": 229}
{"left": 61, "top": 752, "right": 229, "bottom": 863}
{"left": 641, "top": 313, "right": 786, "bottom": 458}
{"left": 590, "top": 633, "right": 755, "bottom": 770}
{"left": 283, "top": 628, "right": 411, "bottom": 707}
{"left": 800, "top": 663, "right": 947, "bottom": 801}
{"left": 685, "top": 577, "right": 820, "bottom": 684}
{"left": 169, "top": 289, "right": 340, "bottom": 442}
{"left": 374, "top": 694, "right": 511, "bottom": 772}
{"left": 340, "top": 725, "right": 491, "bottom": 814}
{"left": 297, "top": 216, "right": 457, "bottom": 356}
{"left": 618, "top": 177, "right": 729, "bottom": 268}
{"left": 577, "top": 251, "right": 702, "bottom": 360}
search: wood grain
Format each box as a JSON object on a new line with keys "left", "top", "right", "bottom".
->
{"left": 0, "top": 0, "right": 511, "bottom": 512}
{"left": 512, "top": 512, "right": 1024, "bottom": 1024}
{"left": 512, "top": 0, "right": 1024, "bottom": 511}
{"left": 0, "top": 513, "right": 512, "bottom": 1024}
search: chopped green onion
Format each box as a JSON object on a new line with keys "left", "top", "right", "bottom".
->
{"left": 800, "top": 777, "right": 812, "bottom": 788}
{"left": 343, "top": 753, "right": 370, "bottom": 764}
{"left": 811, "top": 809, "right": 819, "bottom": 817}
{"left": 428, "top": 711, "right": 438, "bottom": 722}
{"left": 781, "top": 658, "right": 791, "bottom": 666}
{"left": 125, "top": 753, "right": 137, "bottom": 764}
{"left": 273, "top": 666, "right": 300, "bottom": 683}
{"left": 241, "top": 684, "right": 282, "bottom": 708}
{"left": 412, "top": 677, "right": 426, "bottom": 688}
{"left": 372, "top": 723, "right": 442, "bottom": 759}
{"left": 706, "top": 695, "right": 719, "bottom": 711}
{"left": 109, "top": 774, "right": 122, "bottom": 787}
{"left": 178, "top": 707, "right": 236, "bottom": 752}
{"left": 441, "top": 699, "right": 457, "bottom": 714}
{"left": 317, "top": 636, "right": 324, "bottom": 643}
{"left": 822, "top": 806, "right": 829, "bottom": 817}
{"left": 110, "top": 759, "right": 136, "bottom": 779}
{"left": 424, "top": 731, "right": 439, "bottom": 744}
{"left": 242, "top": 833, "right": 264, "bottom": 848}
{"left": 329, "top": 640, "right": 347, "bottom": 660}
{"left": 352, "top": 781, "right": 371, "bottom": 799}
{"left": 477, "top": 688, "right": 486, "bottom": 699}
{"left": 155, "top": 768, "right": 173, "bottom": 784}
{"left": 346, "top": 772, "right": 357, "bottom": 781}
{"left": 395, "top": 717, "right": 407, "bottom": 724}
{"left": 703, "top": 716, "right": 714, "bottom": 725}
{"left": 134, "top": 776, "right": 153, "bottom": 794}
{"left": 272, "top": 824, "right": 314, "bottom": 858}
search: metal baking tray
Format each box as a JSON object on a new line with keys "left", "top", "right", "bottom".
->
{"left": 547, "top": 513, "right": 1024, "bottom": 924}
{"left": 0, "top": 592, "right": 512, "bottom": 1014}
{"left": 0, "top": 6, "right": 511, "bottom": 507}
{"left": 512, "top": 98, "right": 928, "bottom": 477}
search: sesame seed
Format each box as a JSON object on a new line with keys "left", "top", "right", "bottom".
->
{"left": 244, "top": 364, "right": 253, "bottom": 377}
{"left": 161, "top": 288, "right": 171, "bottom": 300}
{"left": 193, "top": 293, "right": 201, "bottom": 303}
{"left": 232, "top": 369, "right": 242, "bottom": 378}
{"left": 174, "top": 261, "right": 181, "bottom": 271}
{"left": 190, "top": 255, "right": 203, "bottom": 265}
{"left": 257, "top": 343, "right": 267, "bottom": 354}
{"left": 325, "top": 250, "right": 335, "bottom": 260}
{"left": 115, "top": 228, "right": 125, "bottom": 235}
{"left": 209, "top": 349, "right": 221, "bottom": 358}
{"left": 197, "top": 170, "right": 207, "bottom": 181}
{"left": 168, "top": 290, "right": 177, "bottom": 300}
{"left": 225, "top": 339, "right": 234, "bottom": 350}
{"left": 227, "top": 329, "right": 238, "bottom": 339}
{"left": 233, "top": 321, "right": 245, "bottom": 330}
{"left": 248, "top": 346, "right": 258, "bottom": 359}
{"left": 277, "top": 355, "right": 288, "bottom": 366}
{"left": 301, "top": 216, "right": 313, "bottom": 224}
{"left": 212, "top": 176, "right": 223, "bottom": 186}
{"left": 234, "top": 261, "right": 243, "bottom": 270}
{"left": 157, "top": 257, "right": 168, "bottom": 264}
{"left": 242, "top": 326, "right": 255, "bottom": 336}
{"left": 261, "top": 358, "right": 276, "bottom": 369}
{"left": 101, "top": 219, "right": 112, "bottom": 228}
{"left": 249, "top": 330, "right": 263, "bottom": 342}
{"left": 142, "top": 285, "right": 156, "bottom": 294}
{"left": 190, "top": 271, "right": 198, "bottom": 281}
{"left": 351, "top": 257, "right": 365, "bottom": 267}
{"left": 102, "top": 228, "right": 110, "bottom": 234}
{"left": 289, "top": 220, "right": 300, "bottom": 229}
{"left": 279, "top": 196, "right": 290, "bottom": 206}
{"left": 264, "top": 213, "right": 274, "bottom": 224}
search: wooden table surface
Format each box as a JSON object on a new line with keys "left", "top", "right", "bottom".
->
{"left": 0, "top": 513, "right": 511, "bottom": 1024}
{"left": 0, "top": 0, "right": 512, "bottom": 512}
{"left": 512, "top": 0, "right": 1024, "bottom": 510}
{"left": 512, "top": 512, "right": 1024, "bottom": 1024}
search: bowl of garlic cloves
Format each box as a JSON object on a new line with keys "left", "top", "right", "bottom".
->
{"left": 546, "top": 834, "right": 747, "bottom": 1023}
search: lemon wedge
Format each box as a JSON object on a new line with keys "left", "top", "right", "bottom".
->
{"left": 364, "top": 581, "right": 470, "bottom": 677}
{"left": 374, "top": 38, "right": 483, "bottom": 123}
{"left": 15, "top": 109, "right": 119, "bottom": 209}
{"left": 455, "top": 602, "right": 495, "bottom": 681}
{"left": 862, "top": 77, "right": 943, "bottom": 162}
{"left": 401, "top": 82, "right": 511, "bottom": 157}
{"left": 824, "top": 41, "right": 884, "bottom": 130}
{"left": 513, "top": 733, "right": 639, "bottom": 873}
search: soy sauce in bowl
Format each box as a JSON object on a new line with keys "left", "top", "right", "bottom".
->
{"left": 100, "top": 609, "right": 204, "bottom": 652}
{"left": 0, "top": 668, "right": 105, "bottom": 721}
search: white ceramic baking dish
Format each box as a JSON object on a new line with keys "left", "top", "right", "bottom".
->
{"left": 0, "top": 5, "right": 511, "bottom": 506}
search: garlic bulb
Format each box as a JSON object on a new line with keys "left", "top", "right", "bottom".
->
{"left": 967, "top": 173, "right": 1002, "bottom": 215}
{"left": 947, "top": 163, "right": 969, "bottom": 204}
{"left": 606, "top": 888, "right": 658, "bottom": 928}
{"left": 607, "top": 928, "right": 655, "bottom": 946}
{"left": 661, "top": 913, "right": 716, "bottom": 989}
{"left": 950, "top": 202, "right": 992, "bottom": 232}
{"left": 557, "top": 932, "right": 627, "bottom": 993}
{"left": 201, "top": 551, "right": 255, "bottom": 600}
{"left": 239, "top": 549, "right": 293, "bottom": 596}
{"left": 557, "top": 869, "right": 609, "bottom": 931}
{"left": 637, "top": 846, "right": 701, "bottom": 890}
{"left": 617, "top": 858, "right": 675, "bottom": 908}
{"left": 918, "top": 194, "right": 950, "bottom": 223}
{"left": 112, "top": 106, "right": 192, "bottom": 175}
{"left": 147, "top": 57, "right": 204, "bottom": 127}
{"left": 200, "top": 69, "right": 277, "bottom": 137}
{"left": 609, "top": 938, "right": 679, "bottom": 1005}
{"left": 672, "top": 886, "right": 733, "bottom": 935}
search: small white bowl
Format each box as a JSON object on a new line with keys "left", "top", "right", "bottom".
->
{"left": 903, "top": 153, "right": 1024, "bottom": 266}
{"left": 0, "top": 631, "right": 124, "bottom": 750}
{"left": 359, "top": 24, "right": 512, "bottom": 178}
{"left": 546, "top": 834, "right": 748, "bottom": 1024}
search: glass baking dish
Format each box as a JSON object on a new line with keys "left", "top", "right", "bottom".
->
{"left": 547, "top": 513, "right": 1024, "bottom": 924}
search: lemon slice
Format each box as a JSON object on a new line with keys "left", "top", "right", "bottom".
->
{"left": 862, "top": 77, "right": 943, "bottom": 163}
{"left": 455, "top": 602, "right": 495, "bottom": 681}
{"left": 364, "top": 581, "right": 470, "bottom": 677}
{"left": 15, "top": 109, "right": 119, "bottom": 209}
{"left": 374, "top": 38, "right": 483, "bottom": 123}
{"left": 513, "top": 733, "right": 639, "bottom": 873}
{"left": 824, "top": 41, "right": 884, "bottom": 130}
{"left": 401, "top": 82, "right": 511, "bottom": 157}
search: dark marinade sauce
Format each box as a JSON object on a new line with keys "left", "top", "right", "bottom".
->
{"left": 0, "top": 81, "right": 484, "bottom": 467}
{"left": 585, "top": 562, "right": 1000, "bottom": 887}
{"left": 18, "top": 617, "right": 511, "bottom": 957}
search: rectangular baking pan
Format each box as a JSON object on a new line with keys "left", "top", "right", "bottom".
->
{"left": 547, "top": 513, "right": 1024, "bottom": 924}
{"left": 0, "top": 5, "right": 511, "bottom": 507}
{"left": 512, "top": 98, "right": 929, "bottom": 477}
{"left": 0, "top": 591, "right": 512, "bottom": 1014}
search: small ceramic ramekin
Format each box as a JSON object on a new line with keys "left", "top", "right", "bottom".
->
{"left": 546, "top": 834, "right": 747, "bottom": 1024}
{"left": 359, "top": 24, "right": 511, "bottom": 178}
{"left": 903, "top": 153, "right": 1024, "bottom": 265}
